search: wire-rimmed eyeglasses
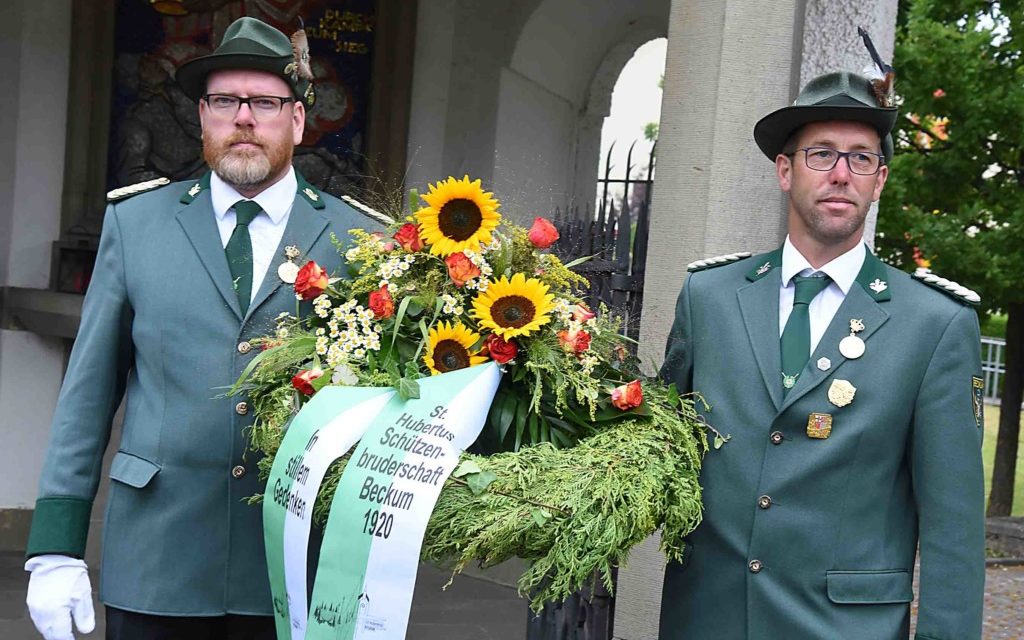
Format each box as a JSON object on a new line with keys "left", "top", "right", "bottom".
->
{"left": 202, "top": 94, "right": 296, "bottom": 121}
{"left": 785, "top": 147, "right": 885, "bottom": 175}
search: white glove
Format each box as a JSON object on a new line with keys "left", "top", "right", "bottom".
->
{"left": 25, "top": 554, "right": 96, "bottom": 640}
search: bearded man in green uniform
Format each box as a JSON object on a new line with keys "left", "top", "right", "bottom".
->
{"left": 23, "top": 17, "right": 377, "bottom": 640}
{"left": 658, "top": 70, "right": 985, "bottom": 640}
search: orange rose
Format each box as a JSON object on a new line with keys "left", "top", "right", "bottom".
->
{"left": 294, "top": 261, "right": 329, "bottom": 301}
{"left": 484, "top": 334, "right": 518, "bottom": 364}
{"left": 445, "top": 252, "right": 481, "bottom": 287}
{"left": 527, "top": 216, "right": 560, "bottom": 249}
{"left": 291, "top": 367, "right": 324, "bottom": 395}
{"left": 557, "top": 328, "right": 591, "bottom": 354}
{"left": 611, "top": 379, "right": 643, "bottom": 410}
{"left": 572, "top": 303, "right": 596, "bottom": 323}
{"left": 368, "top": 285, "right": 395, "bottom": 319}
{"left": 393, "top": 223, "right": 424, "bottom": 252}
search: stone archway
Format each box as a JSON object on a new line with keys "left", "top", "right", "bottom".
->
{"left": 490, "top": 0, "right": 669, "bottom": 221}
{"left": 572, "top": 29, "right": 665, "bottom": 212}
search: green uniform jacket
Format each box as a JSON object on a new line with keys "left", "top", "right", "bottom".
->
{"left": 659, "top": 247, "right": 985, "bottom": 640}
{"left": 26, "top": 172, "right": 376, "bottom": 616}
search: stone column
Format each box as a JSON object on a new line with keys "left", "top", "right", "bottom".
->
{"left": 0, "top": 0, "right": 73, "bottom": 550}
{"left": 617, "top": 0, "right": 896, "bottom": 637}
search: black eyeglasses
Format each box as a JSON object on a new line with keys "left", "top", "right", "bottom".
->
{"left": 202, "top": 94, "right": 296, "bottom": 121}
{"left": 785, "top": 147, "right": 885, "bottom": 175}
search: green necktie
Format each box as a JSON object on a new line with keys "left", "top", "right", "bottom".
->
{"left": 225, "top": 200, "right": 263, "bottom": 315}
{"left": 780, "top": 274, "right": 831, "bottom": 392}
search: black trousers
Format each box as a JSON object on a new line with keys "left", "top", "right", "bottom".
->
{"left": 105, "top": 607, "right": 276, "bottom": 640}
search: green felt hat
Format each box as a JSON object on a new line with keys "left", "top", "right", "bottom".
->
{"left": 176, "top": 16, "right": 315, "bottom": 108}
{"left": 754, "top": 71, "right": 896, "bottom": 162}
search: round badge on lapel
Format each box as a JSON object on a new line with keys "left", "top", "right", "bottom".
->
{"left": 839, "top": 335, "right": 865, "bottom": 359}
{"left": 278, "top": 261, "right": 299, "bottom": 284}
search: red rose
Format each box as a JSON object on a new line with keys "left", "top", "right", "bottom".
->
{"left": 291, "top": 367, "right": 324, "bottom": 395}
{"left": 611, "top": 379, "right": 643, "bottom": 410}
{"left": 393, "top": 223, "right": 424, "bottom": 252}
{"left": 484, "top": 334, "right": 518, "bottom": 364}
{"left": 528, "top": 217, "right": 559, "bottom": 249}
{"left": 558, "top": 328, "right": 591, "bottom": 354}
{"left": 445, "top": 252, "right": 481, "bottom": 287}
{"left": 933, "top": 88, "right": 946, "bottom": 99}
{"left": 572, "top": 303, "right": 596, "bottom": 323}
{"left": 368, "top": 285, "right": 395, "bottom": 319}
{"left": 294, "top": 261, "right": 329, "bottom": 301}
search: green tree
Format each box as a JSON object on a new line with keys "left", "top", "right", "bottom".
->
{"left": 878, "top": 0, "right": 1024, "bottom": 515}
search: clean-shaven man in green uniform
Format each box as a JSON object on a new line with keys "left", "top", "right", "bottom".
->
{"left": 24, "top": 17, "right": 376, "bottom": 639}
{"left": 659, "top": 70, "right": 985, "bottom": 640}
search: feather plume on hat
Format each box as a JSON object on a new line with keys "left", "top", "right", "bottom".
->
{"left": 290, "top": 20, "right": 313, "bottom": 82}
{"left": 858, "top": 26, "right": 895, "bottom": 108}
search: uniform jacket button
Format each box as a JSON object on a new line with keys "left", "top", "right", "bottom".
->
{"left": 235, "top": 401, "right": 249, "bottom": 415}
{"left": 758, "top": 495, "right": 773, "bottom": 509}
{"left": 749, "top": 559, "right": 763, "bottom": 573}
{"left": 238, "top": 341, "right": 252, "bottom": 354}
{"left": 770, "top": 431, "right": 784, "bottom": 445}
{"left": 232, "top": 465, "right": 246, "bottom": 479}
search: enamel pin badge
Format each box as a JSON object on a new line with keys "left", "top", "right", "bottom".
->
{"left": 807, "top": 413, "right": 833, "bottom": 439}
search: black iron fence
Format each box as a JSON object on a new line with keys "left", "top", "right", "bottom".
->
{"left": 553, "top": 141, "right": 655, "bottom": 346}
{"left": 526, "top": 141, "right": 654, "bottom": 640}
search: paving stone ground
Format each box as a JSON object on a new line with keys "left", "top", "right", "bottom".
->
{"left": 2, "top": 551, "right": 1021, "bottom": 639}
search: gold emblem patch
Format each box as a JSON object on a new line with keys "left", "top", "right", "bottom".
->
{"left": 827, "top": 379, "right": 856, "bottom": 408}
{"left": 807, "top": 413, "right": 833, "bottom": 439}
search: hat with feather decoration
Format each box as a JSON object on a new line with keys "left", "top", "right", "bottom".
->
{"left": 176, "top": 16, "right": 316, "bottom": 108}
{"left": 753, "top": 28, "right": 897, "bottom": 162}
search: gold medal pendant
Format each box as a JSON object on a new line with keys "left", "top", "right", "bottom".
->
{"left": 839, "top": 318, "right": 866, "bottom": 359}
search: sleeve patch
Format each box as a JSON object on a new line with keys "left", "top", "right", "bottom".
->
{"left": 972, "top": 376, "right": 984, "bottom": 428}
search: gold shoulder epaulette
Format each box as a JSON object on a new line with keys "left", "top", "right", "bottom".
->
{"left": 107, "top": 177, "right": 170, "bottom": 202}
{"left": 912, "top": 268, "right": 981, "bottom": 305}
{"left": 687, "top": 252, "right": 752, "bottom": 273}
{"left": 340, "top": 195, "right": 396, "bottom": 226}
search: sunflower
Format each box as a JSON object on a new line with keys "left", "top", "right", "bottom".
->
{"left": 415, "top": 176, "right": 501, "bottom": 256}
{"left": 423, "top": 321, "right": 488, "bottom": 375}
{"left": 471, "top": 273, "right": 555, "bottom": 340}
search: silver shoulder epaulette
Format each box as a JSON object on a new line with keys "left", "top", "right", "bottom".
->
{"left": 912, "top": 268, "right": 981, "bottom": 305}
{"left": 687, "top": 251, "right": 752, "bottom": 273}
{"left": 106, "top": 177, "right": 170, "bottom": 202}
{"left": 340, "top": 195, "right": 396, "bottom": 226}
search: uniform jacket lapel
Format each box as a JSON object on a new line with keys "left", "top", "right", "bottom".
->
{"left": 779, "top": 250, "right": 891, "bottom": 413}
{"left": 175, "top": 184, "right": 244, "bottom": 321}
{"left": 737, "top": 250, "right": 784, "bottom": 411}
{"left": 245, "top": 194, "right": 329, "bottom": 323}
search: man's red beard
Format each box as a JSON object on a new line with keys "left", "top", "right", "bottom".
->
{"left": 203, "top": 131, "right": 293, "bottom": 190}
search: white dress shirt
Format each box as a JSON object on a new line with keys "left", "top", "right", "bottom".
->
{"left": 210, "top": 168, "right": 295, "bottom": 303}
{"left": 778, "top": 236, "right": 866, "bottom": 352}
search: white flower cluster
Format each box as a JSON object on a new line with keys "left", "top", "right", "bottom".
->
{"left": 552, "top": 298, "right": 575, "bottom": 324}
{"left": 440, "top": 293, "right": 465, "bottom": 316}
{"left": 461, "top": 249, "right": 494, "bottom": 291}
{"left": 313, "top": 294, "right": 332, "bottom": 319}
{"left": 312, "top": 299, "right": 383, "bottom": 367}
{"left": 377, "top": 254, "right": 415, "bottom": 293}
{"left": 480, "top": 237, "right": 502, "bottom": 254}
